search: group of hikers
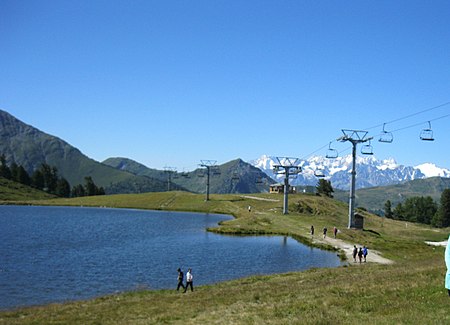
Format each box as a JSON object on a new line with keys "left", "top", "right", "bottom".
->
{"left": 310, "top": 225, "right": 369, "bottom": 263}
{"left": 352, "top": 245, "right": 368, "bottom": 263}
{"left": 177, "top": 268, "right": 194, "bottom": 293}
{"left": 310, "top": 225, "right": 338, "bottom": 239}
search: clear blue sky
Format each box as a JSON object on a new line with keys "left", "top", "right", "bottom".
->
{"left": 1, "top": 1, "right": 449, "bottom": 171}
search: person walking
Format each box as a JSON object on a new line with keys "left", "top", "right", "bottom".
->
{"left": 310, "top": 225, "right": 314, "bottom": 238}
{"left": 352, "top": 245, "right": 358, "bottom": 263}
{"left": 323, "top": 227, "right": 327, "bottom": 239}
{"left": 363, "top": 246, "right": 368, "bottom": 262}
{"left": 445, "top": 235, "right": 450, "bottom": 296}
{"left": 176, "top": 268, "right": 185, "bottom": 291}
{"left": 333, "top": 227, "right": 338, "bottom": 239}
{"left": 358, "top": 247, "right": 363, "bottom": 264}
{"left": 184, "top": 268, "right": 194, "bottom": 293}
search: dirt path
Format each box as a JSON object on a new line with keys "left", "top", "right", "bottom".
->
{"left": 425, "top": 240, "right": 448, "bottom": 247}
{"left": 313, "top": 235, "right": 394, "bottom": 265}
{"left": 240, "top": 195, "right": 280, "bottom": 202}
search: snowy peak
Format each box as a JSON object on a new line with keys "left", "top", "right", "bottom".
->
{"left": 250, "top": 154, "right": 449, "bottom": 190}
{"left": 415, "top": 163, "right": 450, "bottom": 178}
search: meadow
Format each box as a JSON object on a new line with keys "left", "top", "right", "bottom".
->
{"left": 1, "top": 191, "right": 449, "bottom": 324}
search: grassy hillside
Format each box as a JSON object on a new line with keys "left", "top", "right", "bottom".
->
{"left": 334, "top": 176, "right": 450, "bottom": 214}
{"left": 1, "top": 191, "right": 449, "bottom": 324}
{"left": 0, "top": 177, "right": 56, "bottom": 201}
{"left": 0, "top": 110, "right": 169, "bottom": 193}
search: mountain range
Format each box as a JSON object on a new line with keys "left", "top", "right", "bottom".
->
{"left": 250, "top": 155, "right": 450, "bottom": 190}
{"left": 1, "top": 109, "right": 449, "bottom": 202}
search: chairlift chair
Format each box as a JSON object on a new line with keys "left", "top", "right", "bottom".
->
{"left": 326, "top": 142, "right": 338, "bottom": 159}
{"left": 420, "top": 121, "right": 435, "bottom": 141}
{"left": 361, "top": 140, "right": 374, "bottom": 155}
{"left": 231, "top": 172, "right": 240, "bottom": 181}
{"left": 181, "top": 172, "right": 190, "bottom": 178}
{"left": 379, "top": 123, "right": 393, "bottom": 143}
{"left": 314, "top": 168, "right": 325, "bottom": 178}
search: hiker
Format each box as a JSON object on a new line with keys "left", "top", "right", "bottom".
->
{"left": 358, "top": 247, "right": 363, "bottom": 263}
{"left": 352, "top": 245, "right": 358, "bottom": 263}
{"left": 323, "top": 227, "right": 327, "bottom": 239}
{"left": 176, "top": 268, "right": 185, "bottom": 291}
{"left": 310, "top": 225, "right": 314, "bottom": 238}
{"left": 184, "top": 268, "right": 194, "bottom": 292}
{"left": 363, "top": 246, "right": 368, "bottom": 262}
{"left": 446, "top": 235, "right": 450, "bottom": 296}
{"left": 333, "top": 227, "right": 338, "bottom": 239}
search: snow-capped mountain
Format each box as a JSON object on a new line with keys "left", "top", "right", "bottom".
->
{"left": 250, "top": 155, "right": 450, "bottom": 190}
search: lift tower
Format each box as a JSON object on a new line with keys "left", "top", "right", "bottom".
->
{"left": 272, "top": 157, "right": 301, "bottom": 215}
{"left": 338, "top": 130, "right": 373, "bottom": 228}
{"left": 199, "top": 160, "right": 219, "bottom": 201}
{"left": 164, "top": 166, "right": 177, "bottom": 191}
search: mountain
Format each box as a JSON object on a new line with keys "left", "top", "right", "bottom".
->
{"left": 0, "top": 110, "right": 167, "bottom": 194}
{"left": 250, "top": 154, "right": 450, "bottom": 190}
{"left": 103, "top": 157, "right": 275, "bottom": 194}
{"left": 334, "top": 177, "right": 450, "bottom": 215}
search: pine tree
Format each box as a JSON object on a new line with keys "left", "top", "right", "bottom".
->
{"left": 56, "top": 178, "right": 71, "bottom": 198}
{"left": 432, "top": 189, "right": 450, "bottom": 228}
{"left": 384, "top": 200, "right": 393, "bottom": 218}
{"left": 0, "top": 155, "right": 12, "bottom": 179}
{"left": 316, "top": 179, "right": 334, "bottom": 198}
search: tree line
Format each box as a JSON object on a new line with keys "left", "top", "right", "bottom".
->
{"left": 0, "top": 155, "right": 104, "bottom": 198}
{"left": 384, "top": 189, "right": 450, "bottom": 228}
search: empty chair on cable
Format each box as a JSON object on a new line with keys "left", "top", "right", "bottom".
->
{"left": 326, "top": 142, "right": 338, "bottom": 159}
{"left": 420, "top": 121, "right": 435, "bottom": 141}
{"left": 379, "top": 123, "right": 393, "bottom": 143}
{"left": 314, "top": 167, "right": 325, "bottom": 178}
{"left": 361, "top": 140, "right": 374, "bottom": 155}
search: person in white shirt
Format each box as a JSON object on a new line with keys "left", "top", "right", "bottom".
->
{"left": 184, "top": 268, "right": 194, "bottom": 292}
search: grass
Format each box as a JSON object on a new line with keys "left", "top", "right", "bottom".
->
{"left": 1, "top": 191, "right": 449, "bottom": 324}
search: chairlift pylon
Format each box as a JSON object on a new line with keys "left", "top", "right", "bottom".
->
{"left": 420, "top": 121, "right": 435, "bottom": 141}
{"left": 361, "top": 140, "right": 374, "bottom": 155}
{"left": 379, "top": 123, "right": 393, "bottom": 143}
{"left": 326, "top": 142, "right": 338, "bottom": 159}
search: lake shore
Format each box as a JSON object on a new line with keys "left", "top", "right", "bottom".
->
{"left": 0, "top": 191, "right": 449, "bottom": 324}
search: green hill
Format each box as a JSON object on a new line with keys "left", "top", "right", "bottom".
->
{"left": 334, "top": 176, "right": 450, "bottom": 214}
{"left": 0, "top": 110, "right": 167, "bottom": 194}
{"left": 0, "top": 177, "right": 56, "bottom": 201}
{"left": 103, "top": 157, "right": 275, "bottom": 194}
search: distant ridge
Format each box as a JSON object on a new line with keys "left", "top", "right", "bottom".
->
{"left": 103, "top": 157, "right": 276, "bottom": 194}
{"left": 250, "top": 154, "right": 450, "bottom": 190}
{"left": 334, "top": 176, "right": 450, "bottom": 214}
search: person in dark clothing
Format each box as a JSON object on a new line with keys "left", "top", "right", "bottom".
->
{"left": 358, "top": 247, "right": 363, "bottom": 263}
{"left": 310, "top": 225, "right": 314, "bottom": 238}
{"left": 352, "top": 245, "right": 358, "bottom": 263}
{"left": 184, "top": 268, "right": 194, "bottom": 292}
{"left": 177, "top": 268, "right": 185, "bottom": 291}
{"left": 323, "top": 227, "right": 327, "bottom": 238}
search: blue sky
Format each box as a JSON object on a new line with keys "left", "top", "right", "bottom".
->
{"left": 1, "top": 1, "right": 449, "bottom": 171}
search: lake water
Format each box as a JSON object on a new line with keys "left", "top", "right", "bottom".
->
{"left": 0, "top": 205, "right": 342, "bottom": 310}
